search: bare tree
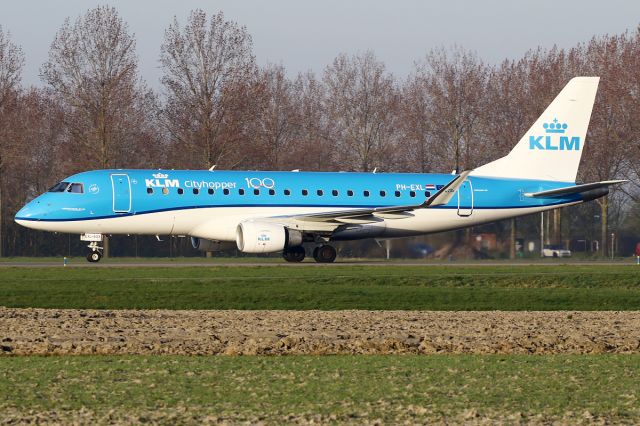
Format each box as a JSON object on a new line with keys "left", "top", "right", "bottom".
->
{"left": 399, "top": 74, "right": 433, "bottom": 173}
{"left": 41, "top": 6, "right": 155, "bottom": 257}
{"left": 0, "top": 26, "right": 24, "bottom": 257}
{"left": 41, "top": 6, "right": 151, "bottom": 169}
{"left": 285, "top": 71, "right": 334, "bottom": 171}
{"left": 160, "top": 9, "right": 256, "bottom": 169}
{"left": 578, "top": 34, "right": 634, "bottom": 255}
{"left": 415, "top": 47, "right": 488, "bottom": 173}
{"left": 323, "top": 51, "right": 399, "bottom": 172}
{"left": 253, "top": 64, "right": 296, "bottom": 169}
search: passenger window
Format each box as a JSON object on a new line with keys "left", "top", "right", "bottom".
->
{"left": 332, "top": 190, "right": 339, "bottom": 196}
{"left": 67, "top": 183, "right": 84, "bottom": 193}
{"left": 177, "top": 188, "right": 184, "bottom": 195}
{"left": 284, "top": 189, "right": 291, "bottom": 196}
{"left": 317, "top": 189, "right": 324, "bottom": 196}
{"left": 380, "top": 190, "right": 386, "bottom": 197}
{"left": 363, "top": 190, "right": 370, "bottom": 197}
{"left": 425, "top": 191, "right": 431, "bottom": 198}
{"left": 302, "top": 189, "right": 308, "bottom": 196}
{"left": 208, "top": 188, "right": 214, "bottom": 195}
{"left": 395, "top": 191, "right": 401, "bottom": 197}
{"left": 147, "top": 188, "right": 153, "bottom": 194}
{"left": 193, "top": 188, "right": 199, "bottom": 195}
{"left": 347, "top": 190, "right": 354, "bottom": 197}
{"left": 269, "top": 189, "right": 275, "bottom": 195}
{"left": 254, "top": 189, "right": 260, "bottom": 195}
{"left": 239, "top": 189, "right": 245, "bottom": 195}
{"left": 223, "top": 188, "right": 230, "bottom": 195}
{"left": 162, "top": 188, "right": 169, "bottom": 195}
{"left": 410, "top": 191, "right": 416, "bottom": 197}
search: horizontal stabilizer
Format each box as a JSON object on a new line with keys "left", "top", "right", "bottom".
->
{"left": 524, "top": 180, "right": 627, "bottom": 198}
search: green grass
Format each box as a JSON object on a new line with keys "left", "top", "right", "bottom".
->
{"left": 0, "top": 355, "right": 638, "bottom": 423}
{"left": 0, "top": 264, "right": 639, "bottom": 310}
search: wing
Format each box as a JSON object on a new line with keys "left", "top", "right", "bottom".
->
{"left": 264, "top": 171, "right": 471, "bottom": 230}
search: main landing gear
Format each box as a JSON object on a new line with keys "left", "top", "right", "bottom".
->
{"left": 86, "top": 241, "right": 103, "bottom": 263}
{"left": 282, "top": 244, "right": 338, "bottom": 263}
{"left": 313, "top": 244, "right": 337, "bottom": 263}
{"left": 282, "top": 245, "right": 306, "bottom": 262}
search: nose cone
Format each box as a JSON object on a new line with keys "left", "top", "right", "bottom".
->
{"left": 15, "top": 198, "right": 45, "bottom": 229}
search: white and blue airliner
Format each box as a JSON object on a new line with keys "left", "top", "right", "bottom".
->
{"left": 15, "top": 77, "right": 625, "bottom": 262}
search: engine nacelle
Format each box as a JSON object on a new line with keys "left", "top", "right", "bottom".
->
{"left": 190, "top": 237, "right": 235, "bottom": 252}
{"left": 236, "top": 221, "right": 303, "bottom": 253}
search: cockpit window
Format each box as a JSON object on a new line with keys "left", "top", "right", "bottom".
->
{"left": 67, "top": 183, "right": 84, "bottom": 194}
{"left": 48, "top": 182, "right": 70, "bottom": 192}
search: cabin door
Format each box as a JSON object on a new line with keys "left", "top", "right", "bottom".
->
{"left": 457, "top": 179, "right": 473, "bottom": 217}
{"left": 111, "top": 174, "right": 132, "bottom": 213}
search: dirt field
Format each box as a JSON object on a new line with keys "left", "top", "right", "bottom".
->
{"left": 2, "top": 308, "right": 639, "bottom": 355}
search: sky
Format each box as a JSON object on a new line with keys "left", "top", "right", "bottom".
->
{"left": 2, "top": 0, "right": 640, "bottom": 88}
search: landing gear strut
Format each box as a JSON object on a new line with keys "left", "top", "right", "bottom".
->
{"left": 313, "top": 244, "right": 337, "bottom": 263}
{"left": 86, "top": 241, "right": 103, "bottom": 263}
{"left": 283, "top": 245, "right": 306, "bottom": 262}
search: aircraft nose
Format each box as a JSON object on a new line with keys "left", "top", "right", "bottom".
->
{"left": 15, "top": 199, "right": 46, "bottom": 227}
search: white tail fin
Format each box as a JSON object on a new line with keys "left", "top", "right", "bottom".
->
{"left": 472, "top": 76, "right": 599, "bottom": 182}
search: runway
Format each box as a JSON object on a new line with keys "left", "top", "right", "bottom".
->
{"left": 0, "top": 259, "right": 636, "bottom": 268}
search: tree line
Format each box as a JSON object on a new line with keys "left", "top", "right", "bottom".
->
{"left": 0, "top": 6, "right": 639, "bottom": 257}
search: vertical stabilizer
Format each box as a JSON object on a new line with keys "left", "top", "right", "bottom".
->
{"left": 472, "top": 77, "right": 599, "bottom": 182}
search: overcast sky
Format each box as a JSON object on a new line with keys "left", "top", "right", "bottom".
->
{"left": 2, "top": 0, "right": 640, "bottom": 88}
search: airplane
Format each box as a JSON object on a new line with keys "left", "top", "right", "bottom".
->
{"left": 15, "top": 77, "right": 626, "bottom": 263}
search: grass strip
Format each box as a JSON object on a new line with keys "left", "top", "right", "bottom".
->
{"left": 0, "top": 355, "right": 638, "bottom": 423}
{"left": 1, "top": 265, "right": 639, "bottom": 310}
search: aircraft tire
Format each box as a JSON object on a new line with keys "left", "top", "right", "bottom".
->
{"left": 87, "top": 251, "right": 102, "bottom": 263}
{"left": 283, "top": 246, "right": 305, "bottom": 262}
{"left": 314, "top": 245, "right": 337, "bottom": 263}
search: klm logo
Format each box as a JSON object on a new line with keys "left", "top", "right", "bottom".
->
{"left": 145, "top": 173, "right": 180, "bottom": 188}
{"left": 258, "top": 233, "right": 270, "bottom": 242}
{"left": 529, "top": 119, "right": 580, "bottom": 151}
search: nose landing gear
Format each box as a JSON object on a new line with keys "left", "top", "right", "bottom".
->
{"left": 86, "top": 241, "right": 103, "bottom": 263}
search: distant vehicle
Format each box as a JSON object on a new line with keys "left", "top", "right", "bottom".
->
{"left": 542, "top": 244, "right": 572, "bottom": 258}
{"left": 14, "top": 77, "right": 626, "bottom": 263}
{"left": 410, "top": 243, "right": 433, "bottom": 257}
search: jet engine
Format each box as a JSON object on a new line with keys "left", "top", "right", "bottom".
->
{"left": 236, "top": 221, "right": 303, "bottom": 253}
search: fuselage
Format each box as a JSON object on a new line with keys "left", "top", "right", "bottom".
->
{"left": 15, "top": 169, "right": 583, "bottom": 241}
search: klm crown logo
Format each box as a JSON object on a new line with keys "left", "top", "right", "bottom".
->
{"left": 529, "top": 118, "right": 580, "bottom": 151}
{"left": 543, "top": 118, "right": 568, "bottom": 134}
{"left": 152, "top": 173, "right": 169, "bottom": 179}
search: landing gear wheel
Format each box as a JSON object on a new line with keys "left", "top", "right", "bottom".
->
{"left": 87, "top": 251, "right": 102, "bottom": 263}
{"left": 313, "top": 245, "right": 337, "bottom": 263}
{"left": 283, "top": 246, "right": 306, "bottom": 262}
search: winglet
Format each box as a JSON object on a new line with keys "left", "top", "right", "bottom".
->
{"left": 423, "top": 170, "right": 472, "bottom": 207}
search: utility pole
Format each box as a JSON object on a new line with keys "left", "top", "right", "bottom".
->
{"left": 540, "top": 212, "right": 544, "bottom": 257}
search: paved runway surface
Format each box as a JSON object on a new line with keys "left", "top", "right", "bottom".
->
{"left": 0, "top": 259, "right": 636, "bottom": 267}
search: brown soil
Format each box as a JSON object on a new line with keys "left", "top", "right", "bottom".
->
{"left": 1, "top": 308, "right": 639, "bottom": 355}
